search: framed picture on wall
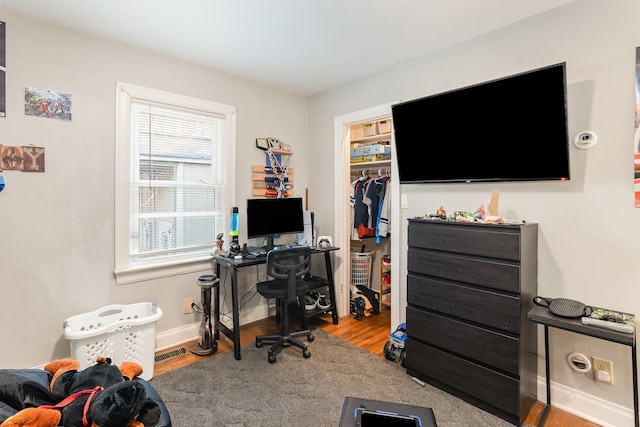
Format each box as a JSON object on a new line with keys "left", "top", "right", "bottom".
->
{"left": 24, "top": 86, "right": 72, "bottom": 121}
{"left": 634, "top": 47, "right": 640, "bottom": 207}
{"left": 0, "top": 21, "right": 6, "bottom": 118}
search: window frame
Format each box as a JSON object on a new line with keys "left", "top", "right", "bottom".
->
{"left": 114, "top": 82, "right": 236, "bottom": 285}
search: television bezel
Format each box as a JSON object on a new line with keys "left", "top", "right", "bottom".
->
{"left": 391, "top": 62, "right": 570, "bottom": 184}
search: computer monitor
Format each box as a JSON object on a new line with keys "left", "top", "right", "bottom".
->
{"left": 246, "top": 197, "right": 305, "bottom": 251}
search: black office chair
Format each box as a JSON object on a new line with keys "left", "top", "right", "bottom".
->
{"left": 255, "top": 247, "right": 315, "bottom": 363}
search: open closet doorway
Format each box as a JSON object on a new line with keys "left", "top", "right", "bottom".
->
{"left": 333, "top": 103, "right": 402, "bottom": 335}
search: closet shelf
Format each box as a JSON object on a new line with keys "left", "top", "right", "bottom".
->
{"left": 350, "top": 159, "right": 391, "bottom": 168}
{"left": 351, "top": 132, "right": 392, "bottom": 145}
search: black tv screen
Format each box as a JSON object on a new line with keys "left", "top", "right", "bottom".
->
{"left": 246, "top": 197, "right": 304, "bottom": 246}
{"left": 391, "top": 63, "right": 570, "bottom": 183}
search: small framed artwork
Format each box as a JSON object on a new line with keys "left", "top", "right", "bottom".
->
{"left": 22, "top": 145, "right": 45, "bottom": 172}
{"left": 1, "top": 145, "right": 23, "bottom": 170}
{"left": 25, "top": 86, "right": 72, "bottom": 121}
{"left": 0, "top": 21, "right": 5, "bottom": 118}
{"left": 256, "top": 138, "right": 269, "bottom": 150}
{"left": 635, "top": 46, "right": 640, "bottom": 207}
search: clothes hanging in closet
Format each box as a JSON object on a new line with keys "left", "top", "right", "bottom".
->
{"left": 351, "top": 174, "right": 375, "bottom": 239}
{"left": 375, "top": 175, "right": 391, "bottom": 242}
{"left": 350, "top": 171, "right": 391, "bottom": 240}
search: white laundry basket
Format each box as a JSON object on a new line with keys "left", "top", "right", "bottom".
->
{"left": 351, "top": 251, "right": 374, "bottom": 288}
{"left": 63, "top": 302, "right": 163, "bottom": 380}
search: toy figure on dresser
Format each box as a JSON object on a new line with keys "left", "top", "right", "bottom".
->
{"left": 427, "top": 205, "right": 447, "bottom": 220}
{"left": 215, "top": 233, "right": 225, "bottom": 254}
{"left": 454, "top": 211, "right": 477, "bottom": 222}
{"left": 454, "top": 189, "right": 507, "bottom": 223}
{"left": 488, "top": 188, "right": 499, "bottom": 215}
{"left": 454, "top": 207, "right": 485, "bottom": 222}
{"left": 484, "top": 188, "right": 506, "bottom": 224}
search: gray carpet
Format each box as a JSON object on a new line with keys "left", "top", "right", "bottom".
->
{"left": 149, "top": 329, "right": 513, "bottom": 427}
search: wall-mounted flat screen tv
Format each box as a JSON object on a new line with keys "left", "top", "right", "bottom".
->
{"left": 391, "top": 62, "right": 570, "bottom": 184}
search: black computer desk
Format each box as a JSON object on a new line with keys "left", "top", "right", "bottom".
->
{"left": 212, "top": 246, "right": 340, "bottom": 360}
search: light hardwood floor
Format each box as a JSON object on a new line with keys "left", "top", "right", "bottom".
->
{"left": 154, "top": 309, "right": 601, "bottom": 427}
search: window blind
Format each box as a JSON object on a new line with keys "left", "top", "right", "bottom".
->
{"left": 129, "top": 101, "right": 225, "bottom": 262}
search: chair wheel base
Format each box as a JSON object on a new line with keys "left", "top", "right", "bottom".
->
{"left": 256, "top": 331, "right": 313, "bottom": 363}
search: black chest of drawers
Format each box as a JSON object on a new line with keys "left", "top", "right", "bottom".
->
{"left": 404, "top": 219, "right": 538, "bottom": 425}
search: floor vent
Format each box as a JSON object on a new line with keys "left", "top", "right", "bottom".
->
{"left": 155, "top": 347, "right": 187, "bottom": 363}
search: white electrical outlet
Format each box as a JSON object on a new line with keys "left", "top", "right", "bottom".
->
{"left": 592, "top": 356, "right": 614, "bottom": 384}
{"left": 183, "top": 298, "right": 195, "bottom": 315}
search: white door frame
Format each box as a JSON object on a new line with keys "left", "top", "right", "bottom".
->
{"left": 333, "top": 103, "right": 402, "bottom": 331}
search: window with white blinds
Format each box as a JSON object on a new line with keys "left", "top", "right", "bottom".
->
{"left": 115, "top": 82, "right": 235, "bottom": 282}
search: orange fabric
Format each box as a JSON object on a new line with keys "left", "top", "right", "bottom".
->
{"left": 119, "top": 362, "right": 143, "bottom": 380}
{"left": 357, "top": 223, "right": 375, "bottom": 238}
{"left": 44, "top": 359, "right": 80, "bottom": 393}
{"left": 0, "top": 407, "right": 61, "bottom": 427}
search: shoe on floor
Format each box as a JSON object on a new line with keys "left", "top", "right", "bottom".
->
{"left": 304, "top": 293, "right": 317, "bottom": 310}
{"left": 316, "top": 293, "right": 331, "bottom": 310}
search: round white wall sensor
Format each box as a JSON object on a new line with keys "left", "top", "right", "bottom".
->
{"left": 573, "top": 131, "right": 598, "bottom": 150}
{"left": 567, "top": 352, "right": 592, "bottom": 373}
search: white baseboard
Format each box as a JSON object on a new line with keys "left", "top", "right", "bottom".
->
{"left": 536, "top": 376, "right": 634, "bottom": 427}
{"left": 154, "top": 307, "right": 270, "bottom": 352}
{"left": 155, "top": 322, "right": 200, "bottom": 351}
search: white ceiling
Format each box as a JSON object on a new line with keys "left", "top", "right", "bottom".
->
{"left": 0, "top": 0, "right": 577, "bottom": 96}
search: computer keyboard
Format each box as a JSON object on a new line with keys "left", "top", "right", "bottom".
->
{"left": 246, "top": 246, "right": 267, "bottom": 257}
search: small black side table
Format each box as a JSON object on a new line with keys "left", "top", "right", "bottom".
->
{"left": 528, "top": 305, "right": 638, "bottom": 427}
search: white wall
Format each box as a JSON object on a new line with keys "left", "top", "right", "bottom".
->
{"left": 307, "top": 0, "right": 640, "bottom": 425}
{"left": 0, "top": 12, "right": 308, "bottom": 368}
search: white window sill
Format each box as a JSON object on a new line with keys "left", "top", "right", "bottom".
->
{"left": 114, "top": 255, "right": 214, "bottom": 285}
